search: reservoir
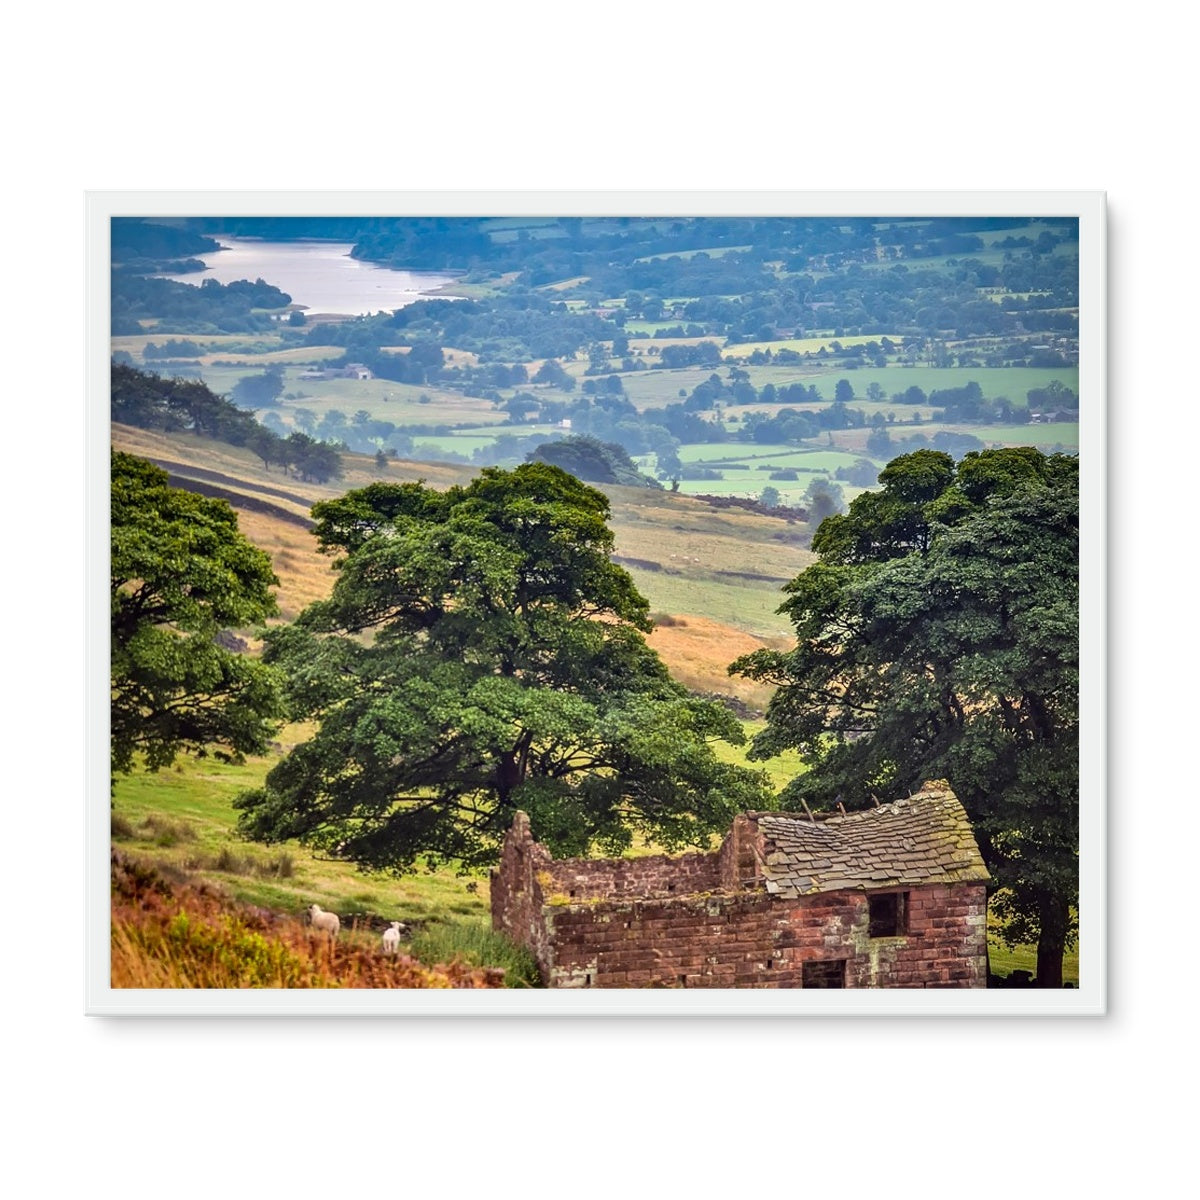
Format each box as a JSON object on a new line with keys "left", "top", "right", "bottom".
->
{"left": 159, "top": 237, "right": 459, "bottom": 316}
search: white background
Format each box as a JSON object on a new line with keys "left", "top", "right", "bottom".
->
{"left": 4, "top": 3, "right": 1190, "bottom": 1195}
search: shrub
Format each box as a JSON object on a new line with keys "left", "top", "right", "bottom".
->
{"left": 410, "top": 918, "right": 540, "bottom": 988}
{"left": 214, "top": 846, "right": 251, "bottom": 874}
{"left": 138, "top": 815, "right": 197, "bottom": 848}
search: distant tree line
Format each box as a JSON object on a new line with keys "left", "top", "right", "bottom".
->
{"left": 111, "top": 363, "right": 343, "bottom": 483}
{"left": 112, "top": 275, "right": 293, "bottom": 335}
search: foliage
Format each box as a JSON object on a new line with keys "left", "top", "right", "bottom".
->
{"left": 110, "top": 852, "right": 506, "bottom": 989}
{"left": 409, "top": 918, "right": 540, "bottom": 987}
{"left": 112, "top": 272, "right": 292, "bottom": 334}
{"left": 111, "top": 364, "right": 344, "bottom": 482}
{"left": 230, "top": 365, "right": 285, "bottom": 408}
{"left": 527, "top": 434, "right": 660, "bottom": 488}
{"left": 110, "top": 452, "right": 285, "bottom": 776}
{"left": 235, "top": 464, "right": 772, "bottom": 871}
{"left": 732, "top": 448, "right": 1079, "bottom": 985}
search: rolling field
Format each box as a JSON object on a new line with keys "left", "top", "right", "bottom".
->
{"left": 110, "top": 744, "right": 493, "bottom": 930}
{"left": 110, "top": 423, "right": 805, "bottom": 657}
{"left": 722, "top": 334, "right": 906, "bottom": 358}
{"left": 182, "top": 365, "right": 513, "bottom": 428}
{"left": 734, "top": 363, "right": 1079, "bottom": 403}
{"left": 608, "top": 361, "right": 1079, "bottom": 413}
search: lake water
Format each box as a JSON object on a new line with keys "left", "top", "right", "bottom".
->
{"left": 159, "top": 237, "right": 459, "bottom": 316}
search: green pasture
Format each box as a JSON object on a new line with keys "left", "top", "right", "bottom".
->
{"left": 111, "top": 750, "right": 491, "bottom": 926}
{"left": 712, "top": 720, "right": 808, "bottom": 794}
{"left": 622, "top": 566, "right": 792, "bottom": 639}
{"left": 486, "top": 222, "right": 567, "bottom": 243}
{"left": 405, "top": 424, "right": 563, "bottom": 456}
{"left": 977, "top": 220, "right": 1078, "bottom": 248}
{"left": 247, "top": 373, "right": 509, "bottom": 429}
{"left": 673, "top": 476, "right": 808, "bottom": 507}
{"left": 621, "top": 321, "right": 705, "bottom": 337}
{"left": 724, "top": 334, "right": 906, "bottom": 359}
{"left": 207, "top": 346, "right": 347, "bottom": 366}
{"left": 677, "top": 445, "right": 875, "bottom": 472}
{"left": 618, "top": 366, "right": 745, "bottom": 407}
{"left": 745, "top": 364, "right": 1079, "bottom": 404}
{"left": 613, "top": 361, "right": 1079, "bottom": 414}
{"left": 901, "top": 421, "right": 1080, "bottom": 451}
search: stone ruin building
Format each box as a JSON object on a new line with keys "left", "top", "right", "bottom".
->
{"left": 491, "top": 781, "right": 990, "bottom": 989}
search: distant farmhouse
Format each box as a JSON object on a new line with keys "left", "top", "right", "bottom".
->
{"left": 298, "top": 363, "right": 374, "bottom": 381}
{"left": 492, "top": 782, "right": 990, "bottom": 989}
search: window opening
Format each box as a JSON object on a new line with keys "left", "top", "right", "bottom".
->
{"left": 868, "top": 892, "right": 908, "bottom": 938}
{"left": 802, "top": 959, "right": 847, "bottom": 989}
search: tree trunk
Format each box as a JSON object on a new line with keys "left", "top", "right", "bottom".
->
{"left": 1035, "top": 893, "right": 1069, "bottom": 988}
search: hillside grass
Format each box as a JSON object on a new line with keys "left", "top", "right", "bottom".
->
{"left": 110, "top": 749, "right": 488, "bottom": 921}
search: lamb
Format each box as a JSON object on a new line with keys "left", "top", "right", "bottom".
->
{"left": 307, "top": 904, "right": 340, "bottom": 940}
{"left": 381, "top": 920, "right": 408, "bottom": 954}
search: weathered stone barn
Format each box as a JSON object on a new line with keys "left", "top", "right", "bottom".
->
{"left": 491, "top": 782, "right": 990, "bottom": 988}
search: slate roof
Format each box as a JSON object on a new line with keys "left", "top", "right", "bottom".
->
{"left": 753, "top": 781, "right": 990, "bottom": 897}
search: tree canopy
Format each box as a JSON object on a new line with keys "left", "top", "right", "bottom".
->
{"left": 110, "top": 452, "right": 285, "bottom": 776}
{"left": 527, "top": 434, "right": 660, "bottom": 488}
{"left": 235, "top": 463, "right": 771, "bottom": 871}
{"left": 732, "top": 448, "right": 1079, "bottom": 986}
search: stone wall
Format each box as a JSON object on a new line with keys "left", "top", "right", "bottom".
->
{"left": 538, "top": 883, "right": 988, "bottom": 988}
{"left": 491, "top": 812, "right": 989, "bottom": 989}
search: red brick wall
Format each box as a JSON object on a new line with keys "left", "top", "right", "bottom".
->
{"left": 540, "top": 851, "right": 723, "bottom": 901}
{"left": 530, "top": 883, "right": 988, "bottom": 989}
{"left": 491, "top": 815, "right": 988, "bottom": 988}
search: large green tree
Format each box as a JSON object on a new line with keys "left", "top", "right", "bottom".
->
{"left": 235, "top": 464, "right": 771, "bottom": 871}
{"left": 732, "top": 448, "right": 1079, "bottom": 987}
{"left": 111, "top": 452, "right": 285, "bottom": 776}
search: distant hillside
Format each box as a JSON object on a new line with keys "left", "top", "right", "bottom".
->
{"left": 110, "top": 424, "right": 804, "bottom": 700}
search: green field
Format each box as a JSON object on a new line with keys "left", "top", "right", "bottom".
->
{"left": 111, "top": 745, "right": 492, "bottom": 927}
{"left": 178, "top": 365, "right": 512, "bottom": 429}
{"left": 611, "top": 361, "right": 1079, "bottom": 413}
{"left": 737, "top": 364, "right": 1079, "bottom": 403}
{"left": 622, "top": 566, "right": 792, "bottom": 639}
{"left": 724, "top": 334, "right": 906, "bottom": 358}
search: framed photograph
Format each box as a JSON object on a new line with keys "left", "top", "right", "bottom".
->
{"left": 87, "top": 192, "right": 1105, "bottom": 1016}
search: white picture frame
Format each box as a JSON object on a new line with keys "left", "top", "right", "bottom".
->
{"left": 87, "top": 191, "right": 1106, "bottom": 1017}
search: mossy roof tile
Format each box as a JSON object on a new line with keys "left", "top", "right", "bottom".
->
{"left": 753, "top": 782, "right": 990, "bottom": 897}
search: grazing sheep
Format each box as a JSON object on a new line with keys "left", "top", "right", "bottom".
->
{"left": 381, "top": 921, "right": 407, "bottom": 954}
{"left": 307, "top": 904, "right": 340, "bottom": 940}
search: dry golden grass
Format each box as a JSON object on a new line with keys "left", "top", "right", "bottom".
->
{"left": 377, "top": 344, "right": 481, "bottom": 367}
{"left": 233, "top": 511, "right": 337, "bottom": 621}
{"left": 111, "top": 333, "right": 281, "bottom": 356}
{"left": 195, "top": 346, "right": 345, "bottom": 366}
{"left": 110, "top": 853, "right": 505, "bottom": 989}
{"left": 646, "top": 616, "right": 785, "bottom": 709}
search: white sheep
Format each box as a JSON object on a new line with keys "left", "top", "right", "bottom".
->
{"left": 381, "top": 920, "right": 408, "bottom": 954}
{"left": 307, "top": 904, "right": 340, "bottom": 941}
{"left": 384, "top": 921, "right": 412, "bottom": 950}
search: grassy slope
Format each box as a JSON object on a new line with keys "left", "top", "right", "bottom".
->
{"left": 111, "top": 423, "right": 807, "bottom": 647}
